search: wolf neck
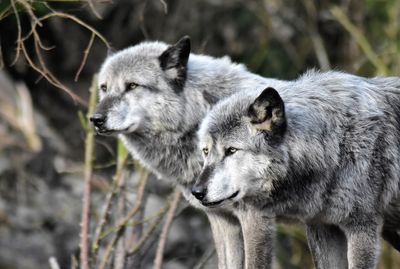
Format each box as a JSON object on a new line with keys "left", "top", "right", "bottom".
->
{"left": 123, "top": 54, "right": 280, "bottom": 186}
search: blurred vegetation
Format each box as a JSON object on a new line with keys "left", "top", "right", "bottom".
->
{"left": 0, "top": 0, "right": 400, "bottom": 268}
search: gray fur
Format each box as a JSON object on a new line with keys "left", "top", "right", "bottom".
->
{"left": 93, "top": 37, "right": 287, "bottom": 269}
{"left": 197, "top": 70, "right": 400, "bottom": 269}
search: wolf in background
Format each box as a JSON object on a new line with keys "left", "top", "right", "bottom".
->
{"left": 90, "top": 36, "right": 291, "bottom": 268}
{"left": 195, "top": 70, "right": 400, "bottom": 269}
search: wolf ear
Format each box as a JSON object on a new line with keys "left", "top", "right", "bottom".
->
{"left": 159, "top": 36, "right": 191, "bottom": 69}
{"left": 248, "top": 87, "right": 286, "bottom": 132}
{"left": 159, "top": 36, "right": 191, "bottom": 89}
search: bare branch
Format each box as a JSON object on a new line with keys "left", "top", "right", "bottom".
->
{"left": 153, "top": 189, "right": 182, "bottom": 269}
{"left": 7, "top": 1, "right": 109, "bottom": 106}
{"left": 75, "top": 32, "right": 95, "bottom": 82}
{"left": 0, "top": 39, "right": 4, "bottom": 69}
{"left": 34, "top": 12, "right": 110, "bottom": 48}
{"left": 159, "top": 0, "right": 168, "bottom": 14}
{"left": 10, "top": 0, "right": 22, "bottom": 65}
{"left": 193, "top": 247, "right": 216, "bottom": 269}
{"left": 97, "top": 166, "right": 149, "bottom": 241}
{"left": 79, "top": 75, "right": 98, "bottom": 269}
{"left": 98, "top": 166, "right": 149, "bottom": 269}
{"left": 331, "top": 6, "right": 389, "bottom": 75}
{"left": 302, "top": 0, "right": 331, "bottom": 71}
{"left": 49, "top": 257, "right": 61, "bottom": 269}
{"left": 139, "top": 0, "right": 150, "bottom": 39}
{"left": 0, "top": 5, "right": 13, "bottom": 21}
{"left": 19, "top": 0, "right": 43, "bottom": 27}
{"left": 20, "top": 41, "right": 87, "bottom": 105}
{"left": 91, "top": 153, "right": 128, "bottom": 258}
{"left": 128, "top": 206, "right": 169, "bottom": 255}
{"left": 98, "top": 230, "right": 121, "bottom": 269}
{"left": 113, "top": 142, "right": 129, "bottom": 269}
{"left": 70, "top": 255, "right": 78, "bottom": 269}
{"left": 86, "top": 0, "right": 103, "bottom": 19}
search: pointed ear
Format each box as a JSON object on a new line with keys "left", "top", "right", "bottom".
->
{"left": 158, "top": 36, "right": 191, "bottom": 89}
{"left": 248, "top": 87, "right": 286, "bottom": 132}
{"left": 159, "top": 36, "right": 191, "bottom": 70}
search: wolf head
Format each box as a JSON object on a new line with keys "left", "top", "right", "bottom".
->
{"left": 192, "top": 87, "right": 288, "bottom": 207}
{"left": 90, "top": 36, "right": 191, "bottom": 135}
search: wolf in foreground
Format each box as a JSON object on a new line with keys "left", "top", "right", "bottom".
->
{"left": 90, "top": 36, "right": 291, "bottom": 268}
{"left": 195, "top": 70, "right": 400, "bottom": 269}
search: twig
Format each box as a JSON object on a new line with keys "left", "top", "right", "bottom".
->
{"left": 19, "top": 0, "right": 42, "bottom": 27}
{"left": 331, "top": 6, "right": 388, "bottom": 75}
{"left": 153, "top": 189, "right": 182, "bottom": 269}
{"left": 70, "top": 255, "right": 78, "bottom": 269}
{"left": 159, "top": 0, "right": 168, "bottom": 14}
{"left": 40, "top": 0, "right": 112, "bottom": 2}
{"left": 31, "top": 12, "right": 110, "bottom": 47}
{"left": 97, "top": 166, "right": 148, "bottom": 240}
{"left": 125, "top": 179, "right": 148, "bottom": 268}
{"left": 98, "top": 166, "right": 149, "bottom": 269}
{"left": 139, "top": 0, "right": 150, "bottom": 39}
{"left": 302, "top": 0, "right": 330, "bottom": 71}
{"left": 98, "top": 230, "right": 122, "bottom": 269}
{"left": 128, "top": 206, "right": 169, "bottom": 255}
{"left": 75, "top": 32, "right": 95, "bottom": 81}
{"left": 15, "top": 82, "right": 42, "bottom": 152}
{"left": 10, "top": 0, "right": 22, "bottom": 65}
{"left": 31, "top": 18, "right": 85, "bottom": 104}
{"left": 79, "top": 75, "right": 98, "bottom": 269}
{"left": 8, "top": 1, "right": 108, "bottom": 106}
{"left": 91, "top": 145, "right": 128, "bottom": 257}
{"left": 0, "top": 5, "right": 12, "bottom": 21}
{"left": 49, "top": 257, "right": 61, "bottom": 269}
{"left": 0, "top": 39, "right": 3, "bottom": 69}
{"left": 114, "top": 226, "right": 126, "bottom": 269}
{"left": 86, "top": 0, "right": 102, "bottom": 19}
{"left": 193, "top": 247, "right": 216, "bottom": 269}
{"left": 113, "top": 142, "right": 129, "bottom": 269}
{"left": 20, "top": 36, "right": 87, "bottom": 105}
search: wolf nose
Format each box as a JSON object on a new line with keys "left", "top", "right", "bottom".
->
{"left": 90, "top": 113, "right": 106, "bottom": 128}
{"left": 191, "top": 185, "right": 207, "bottom": 201}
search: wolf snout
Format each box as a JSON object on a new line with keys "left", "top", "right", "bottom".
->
{"left": 191, "top": 185, "right": 207, "bottom": 201}
{"left": 90, "top": 113, "right": 106, "bottom": 128}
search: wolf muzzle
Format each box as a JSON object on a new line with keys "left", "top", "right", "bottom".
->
{"left": 192, "top": 165, "right": 215, "bottom": 201}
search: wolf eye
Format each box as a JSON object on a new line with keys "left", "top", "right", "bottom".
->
{"left": 202, "top": 148, "right": 209, "bottom": 156}
{"left": 100, "top": 84, "right": 107, "bottom": 92}
{"left": 126, "top": 82, "right": 138, "bottom": 92}
{"left": 225, "top": 147, "right": 238, "bottom": 156}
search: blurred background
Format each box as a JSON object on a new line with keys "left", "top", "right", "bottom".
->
{"left": 0, "top": 0, "right": 399, "bottom": 268}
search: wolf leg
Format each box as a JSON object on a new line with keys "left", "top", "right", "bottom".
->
{"left": 306, "top": 224, "right": 348, "bottom": 269}
{"left": 342, "top": 221, "right": 381, "bottom": 269}
{"left": 237, "top": 210, "right": 275, "bottom": 269}
{"left": 207, "top": 211, "right": 244, "bottom": 269}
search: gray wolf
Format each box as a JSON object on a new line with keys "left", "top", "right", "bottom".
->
{"left": 195, "top": 70, "right": 400, "bottom": 269}
{"left": 90, "top": 36, "right": 288, "bottom": 268}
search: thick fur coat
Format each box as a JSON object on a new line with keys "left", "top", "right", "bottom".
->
{"left": 196, "top": 70, "right": 400, "bottom": 269}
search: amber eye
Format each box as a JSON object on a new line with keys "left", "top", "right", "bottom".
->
{"left": 126, "top": 82, "right": 138, "bottom": 92}
{"left": 202, "top": 148, "right": 209, "bottom": 156}
{"left": 225, "top": 147, "right": 238, "bottom": 156}
{"left": 100, "top": 84, "right": 107, "bottom": 92}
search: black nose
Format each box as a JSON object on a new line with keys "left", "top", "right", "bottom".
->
{"left": 90, "top": 113, "right": 106, "bottom": 128}
{"left": 191, "top": 185, "right": 207, "bottom": 201}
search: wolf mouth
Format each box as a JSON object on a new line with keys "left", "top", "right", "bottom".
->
{"left": 95, "top": 128, "right": 115, "bottom": 136}
{"left": 202, "top": 191, "right": 239, "bottom": 207}
{"left": 95, "top": 126, "right": 132, "bottom": 136}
